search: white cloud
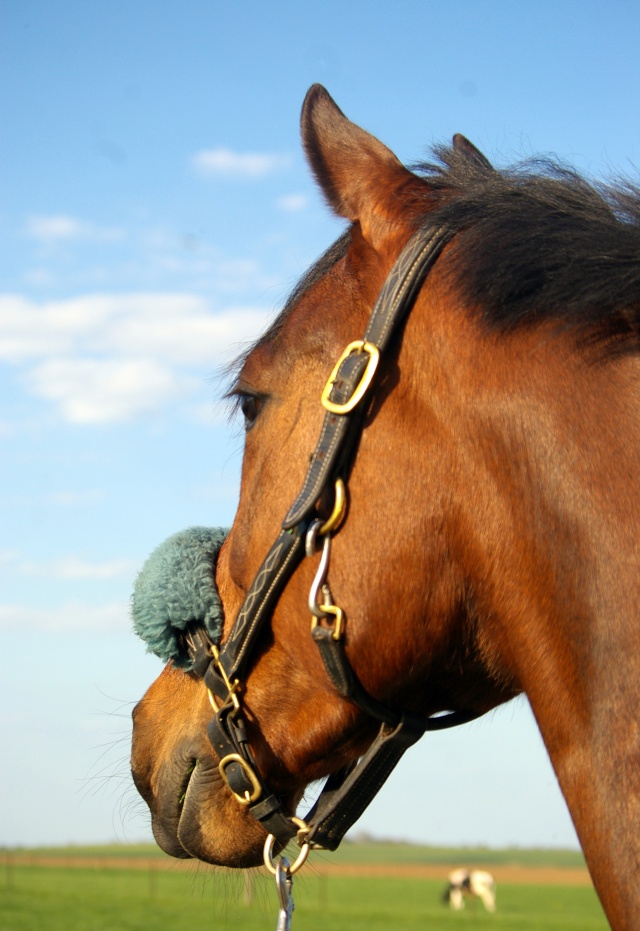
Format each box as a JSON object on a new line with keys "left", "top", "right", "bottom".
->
{"left": 0, "top": 293, "right": 273, "bottom": 423}
{"left": 0, "top": 548, "right": 133, "bottom": 580}
{"left": 0, "top": 550, "right": 19, "bottom": 565}
{"left": 45, "top": 490, "right": 106, "bottom": 507}
{"left": 186, "top": 399, "right": 230, "bottom": 426}
{"left": 0, "top": 293, "right": 269, "bottom": 366}
{"left": 20, "top": 556, "right": 134, "bottom": 580}
{"left": 191, "top": 147, "right": 291, "bottom": 178}
{"left": 276, "top": 194, "right": 308, "bottom": 212}
{"left": 0, "top": 601, "right": 129, "bottom": 632}
{"left": 0, "top": 294, "right": 108, "bottom": 360}
{"left": 26, "top": 356, "right": 193, "bottom": 424}
{"left": 100, "top": 297, "right": 269, "bottom": 366}
{"left": 25, "top": 215, "right": 125, "bottom": 244}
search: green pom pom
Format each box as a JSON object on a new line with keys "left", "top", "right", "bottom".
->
{"left": 132, "top": 526, "right": 228, "bottom": 668}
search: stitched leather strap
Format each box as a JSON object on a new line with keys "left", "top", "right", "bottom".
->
{"left": 304, "top": 716, "right": 426, "bottom": 850}
{"left": 210, "top": 224, "right": 454, "bottom": 696}
{"left": 312, "top": 626, "right": 400, "bottom": 727}
{"left": 283, "top": 225, "right": 454, "bottom": 530}
{"left": 208, "top": 524, "right": 308, "bottom": 692}
{"left": 312, "top": 625, "right": 481, "bottom": 733}
{"left": 206, "top": 704, "right": 297, "bottom": 843}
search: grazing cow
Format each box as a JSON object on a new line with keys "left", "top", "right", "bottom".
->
{"left": 445, "top": 869, "right": 496, "bottom": 911}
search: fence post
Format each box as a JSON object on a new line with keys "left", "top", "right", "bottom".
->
{"left": 148, "top": 861, "right": 157, "bottom": 901}
{"left": 5, "top": 853, "right": 14, "bottom": 890}
{"left": 243, "top": 869, "right": 255, "bottom": 905}
{"left": 319, "top": 872, "right": 328, "bottom": 911}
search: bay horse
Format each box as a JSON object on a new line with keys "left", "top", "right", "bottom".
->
{"left": 131, "top": 85, "right": 640, "bottom": 929}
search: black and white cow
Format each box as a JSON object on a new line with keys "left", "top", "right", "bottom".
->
{"left": 444, "top": 869, "right": 496, "bottom": 911}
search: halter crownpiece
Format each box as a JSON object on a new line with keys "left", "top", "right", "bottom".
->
{"left": 132, "top": 526, "right": 228, "bottom": 669}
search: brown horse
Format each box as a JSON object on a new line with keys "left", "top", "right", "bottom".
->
{"left": 131, "top": 85, "right": 640, "bottom": 929}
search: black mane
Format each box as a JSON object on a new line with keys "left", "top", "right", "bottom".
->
{"left": 416, "top": 144, "right": 640, "bottom": 353}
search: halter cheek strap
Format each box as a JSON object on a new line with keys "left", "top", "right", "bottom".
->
{"left": 186, "top": 221, "right": 483, "bottom": 852}
{"left": 209, "top": 224, "right": 455, "bottom": 689}
{"left": 283, "top": 224, "right": 455, "bottom": 530}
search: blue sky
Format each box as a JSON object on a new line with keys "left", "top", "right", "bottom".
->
{"left": 2, "top": 0, "right": 639, "bottom": 850}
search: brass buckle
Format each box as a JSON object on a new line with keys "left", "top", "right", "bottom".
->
{"left": 321, "top": 341, "right": 380, "bottom": 415}
{"left": 218, "top": 753, "right": 262, "bottom": 805}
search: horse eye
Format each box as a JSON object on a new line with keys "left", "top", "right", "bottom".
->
{"left": 239, "top": 394, "right": 263, "bottom": 430}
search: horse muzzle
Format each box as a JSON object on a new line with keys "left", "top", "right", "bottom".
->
{"left": 131, "top": 665, "right": 274, "bottom": 868}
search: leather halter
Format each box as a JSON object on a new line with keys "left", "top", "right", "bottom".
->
{"left": 187, "top": 221, "right": 481, "bottom": 854}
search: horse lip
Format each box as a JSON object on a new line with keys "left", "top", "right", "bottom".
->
{"left": 148, "top": 749, "right": 202, "bottom": 860}
{"left": 179, "top": 757, "right": 206, "bottom": 818}
{"left": 160, "top": 740, "right": 302, "bottom": 866}
{"left": 176, "top": 753, "right": 221, "bottom": 858}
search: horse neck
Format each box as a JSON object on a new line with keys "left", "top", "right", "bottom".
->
{"left": 411, "top": 303, "right": 640, "bottom": 924}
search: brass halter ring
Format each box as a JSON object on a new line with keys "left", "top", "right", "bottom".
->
{"left": 318, "top": 477, "right": 346, "bottom": 535}
{"left": 263, "top": 817, "right": 311, "bottom": 875}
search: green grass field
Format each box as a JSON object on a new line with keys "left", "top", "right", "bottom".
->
{"left": 1, "top": 844, "right": 608, "bottom": 931}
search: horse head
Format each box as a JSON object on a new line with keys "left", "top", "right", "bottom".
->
{"left": 131, "top": 87, "right": 640, "bottom": 930}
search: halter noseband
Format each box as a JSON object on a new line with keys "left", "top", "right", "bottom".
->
{"left": 187, "top": 221, "right": 481, "bottom": 858}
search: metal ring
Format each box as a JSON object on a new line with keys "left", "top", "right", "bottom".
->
{"left": 263, "top": 818, "right": 311, "bottom": 876}
{"left": 319, "top": 478, "right": 347, "bottom": 535}
{"left": 290, "top": 815, "right": 310, "bottom": 842}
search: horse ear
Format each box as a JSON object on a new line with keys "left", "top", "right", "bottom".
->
{"left": 301, "top": 85, "right": 416, "bottom": 245}
{"left": 452, "top": 133, "right": 494, "bottom": 171}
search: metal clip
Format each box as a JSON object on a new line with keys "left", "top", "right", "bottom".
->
{"left": 306, "top": 520, "right": 331, "bottom": 614}
{"left": 274, "top": 857, "right": 294, "bottom": 931}
{"left": 306, "top": 520, "right": 345, "bottom": 640}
